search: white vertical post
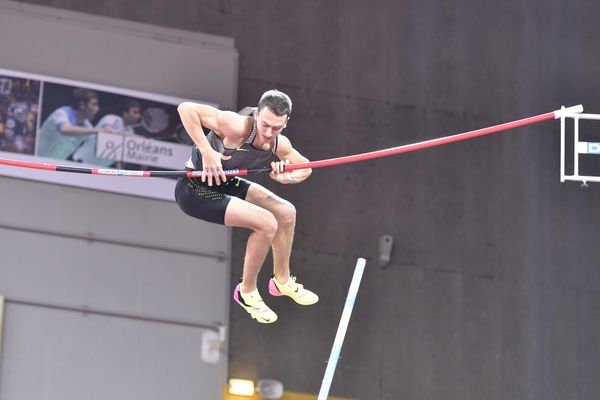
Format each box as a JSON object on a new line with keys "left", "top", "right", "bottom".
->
{"left": 318, "top": 258, "right": 367, "bottom": 400}
{"left": 560, "top": 106, "right": 566, "bottom": 182}
{"left": 0, "top": 294, "right": 4, "bottom": 358}
{"left": 574, "top": 116, "right": 580, "bottom": 178}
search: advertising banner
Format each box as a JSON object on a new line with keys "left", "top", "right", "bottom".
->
{"left": 0, "top": 68, "right": 213, "bottom": 201}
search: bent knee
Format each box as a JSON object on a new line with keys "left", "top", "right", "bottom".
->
{"left": 255, "top": 212, "right": 278, "bottom": 239}
{"left": 277, "top": 203, "right": 296, "bottom": 226}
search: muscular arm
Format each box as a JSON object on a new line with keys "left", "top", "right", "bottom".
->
{"left": 58, "top": 124, "right": 99, "bottom": 136}
{"left": 177, "top": 102, "right": 246, "bottom": 185}
{"left": 177, "top": 102, "right": 248, "bottom": 150}
{"left": 271, "top": 134, "right": 312, "bottom": 184}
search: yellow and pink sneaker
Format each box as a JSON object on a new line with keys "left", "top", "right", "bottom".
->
{"left": 268, "top": 275, "right": 319, "bottom": 305}
{"left": 233, "top": 284, "right": 278, "bottom": 323}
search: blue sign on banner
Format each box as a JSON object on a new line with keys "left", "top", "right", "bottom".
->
{"left": 588, "top": 142, "right": 600, "bottom": 154}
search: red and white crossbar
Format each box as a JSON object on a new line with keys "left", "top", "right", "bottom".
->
{"left": 0, "top": 105, "right": 582, "bottom": 178}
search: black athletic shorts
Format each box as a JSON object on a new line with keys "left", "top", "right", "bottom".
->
{"left": 174, "top": 176, "right": 251, "bottom": 225}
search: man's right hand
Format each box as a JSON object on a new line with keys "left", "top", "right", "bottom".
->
{"left": 201, "top": 148, "right": 230, "bottom": 186}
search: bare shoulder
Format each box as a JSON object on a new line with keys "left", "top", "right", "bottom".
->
{"left": 178, "top": 102, "right": 249, "bottom": 140}
{"left": 217, "top": 110, "right": 248, "bottom": 129}
{"left": 216, "top": 111, "right": 252, "bottom": 140}
{"left": 276, "top": 134, "right": 293, "bottom": 151}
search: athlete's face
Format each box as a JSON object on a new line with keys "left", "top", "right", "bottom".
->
{"left": 123, "top": 106, "right": 141, "bottom": 126}
{"left": 82, "top": 98, "right": 100, "bottom": 120}
{"left": 255, "top": 107, "right": 288, "bottom": 145}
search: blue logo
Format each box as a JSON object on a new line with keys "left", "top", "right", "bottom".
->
{"left": 588, "top": 142, "right": 600, "bottom": 154}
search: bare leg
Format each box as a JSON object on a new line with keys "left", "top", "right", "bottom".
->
{"left": 245, "top": 184, "right": 296, "bottom": 284}
{"left": 224, "top": 197, "right": 278, "bottom": 293}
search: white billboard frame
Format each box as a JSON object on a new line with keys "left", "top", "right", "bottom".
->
{"left": 0, "top": 67, "right": 215, "bottom": 201}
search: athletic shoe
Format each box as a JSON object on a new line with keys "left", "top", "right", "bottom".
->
{"left": 233, "top": 284, "right": 278, "bottom": 323}
{"left": 268, "top": 275, "right": 319, "bottom": 305}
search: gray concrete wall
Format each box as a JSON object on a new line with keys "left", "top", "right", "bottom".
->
{"left": 10, "top": 1, "right": 600, "bottom": 399}
{"left": 0, "top": 176, "right": 231, "bottom": 400}
{"left": 0, "top": 2, "right": 237, "bottom": 399}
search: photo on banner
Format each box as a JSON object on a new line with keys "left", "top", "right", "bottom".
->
{"left": 0, "top": 67, "right": 215, "bottom": 201}
{"left": 37, "top": 81, "right": 195, "bottom": 170}
{"left": 0, "top": 74, "right": 41, "bottom": 155}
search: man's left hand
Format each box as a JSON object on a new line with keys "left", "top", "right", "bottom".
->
{"left": 269, "top": 159, "right": 294, "bottom": 184}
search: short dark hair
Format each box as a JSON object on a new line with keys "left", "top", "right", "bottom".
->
{"left": 117, "top": 98, "right": 140, "bottom": 115}
{"left": 258, "top": 89, "right": 292, "bottom": 117}
{"left": 72, "top": 88, "right": 98, "bottom": 108}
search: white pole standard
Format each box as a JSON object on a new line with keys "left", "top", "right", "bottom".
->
{"left": 553, "top": 104, "right": 584, "bottom": 118}
{"left": 317, "top": 258, "right": 367, "bottom": 400}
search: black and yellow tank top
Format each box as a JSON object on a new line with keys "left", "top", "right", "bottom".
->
{"left": 190, "top": 106, "right": 278, "bottom": 171}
